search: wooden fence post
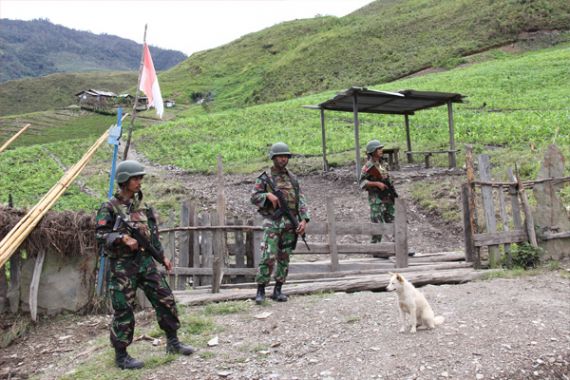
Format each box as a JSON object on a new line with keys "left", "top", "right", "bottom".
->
{"left": 163, "top": 211, "right": 177, "bottom": 287}
{"left": 464, "top": 145, "right": 479, "bottom": 266}
{"left": 0, "top": 264, "right": 7, "bottom": 313}
{"left": 461, "top": 183, "right": 476, "bottom": 265}
{"left": 394, "top": 198, "right": 408, "bottom": 268}
{"left": 192, "top": 210, "right": 201, "bottom": 289}
{"left": 497, "top": 186, "right": 512, "bottom": 268}
{"left": 200, "top": 213, "right": 213, "bottom": 286}
{"left": 253, "top": 215, "right": 264, "bottom": 268}
{"left": 178, "top": 201, "right": 191, "bottom": 290}
{"left": 478, "top": 155, "right": 500, "bottom": 268}
{"left": 326, "top": 197, "right": 339, "bottom": 272}
{"left": 212, "top": 213, "right": 224, "bottom": 293}
{"left": 8, "top": 252, "right": 21, "bottom": 313}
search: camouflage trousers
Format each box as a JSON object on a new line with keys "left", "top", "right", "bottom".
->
{"left": 109, "top": 254, "right": 180, "bottom": 349}
{"left": 369, "top": 197, "right": 395, "bottom": 243}
{"left": 255, "top": 226, "right": 297, "bottom": 285}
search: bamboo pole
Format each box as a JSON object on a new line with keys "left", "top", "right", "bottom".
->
{"left": 0, "top": 124, "right": 31, "bottom": 153}
{"left": 0, "top": 117, "right": 126, "bottom": 268}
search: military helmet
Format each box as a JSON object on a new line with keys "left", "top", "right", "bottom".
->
{"left": 366, "top": 139, "right": 384, "bottom": 154}
{"left": 115, "top": 160, "right": 146, "bottom": 184}
{"left": 269, "top": 142, "right": 292, "bottom": 159}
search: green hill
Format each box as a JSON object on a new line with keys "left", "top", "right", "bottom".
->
{"left": 0, "top": 71, "right": 137, "bottom": 116}
{"left": 159, "top": 0, "right": 570, "bottom": 111}
{"left": 0, "top": 18, "right": 187, "bottom": 82}
{"left": 1, "top": 43, "right": 568, "bottom": 215}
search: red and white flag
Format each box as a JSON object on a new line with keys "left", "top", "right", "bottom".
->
{"left": 139, "top": 43, "right": 164, "bottom": 118}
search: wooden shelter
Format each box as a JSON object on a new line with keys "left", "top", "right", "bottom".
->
{"left": 305, "top": 87, "right": 465, "bottom": 178}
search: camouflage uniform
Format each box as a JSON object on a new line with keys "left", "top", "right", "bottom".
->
{"left": 251, "top": 167, "right": 310, "bottom": 284}
{"left": 359, "top": 159, "right": 395, "bottom": 243}
{"left": 95, "top": 191, "right": 180, "bottom": 349}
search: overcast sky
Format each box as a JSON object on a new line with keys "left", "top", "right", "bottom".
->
{"left": 1, "top": 0, "right": 375, "bottom": 56}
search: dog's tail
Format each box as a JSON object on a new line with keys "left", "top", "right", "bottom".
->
{"left": 434, "top": 316, "right": 445, "bottom": 325}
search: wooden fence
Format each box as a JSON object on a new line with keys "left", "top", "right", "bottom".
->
{"left": 462, "top": 144, "right": 570, "bottom": 268}
{"left": 158, "top": 197, "right": 409, "bottom": 292}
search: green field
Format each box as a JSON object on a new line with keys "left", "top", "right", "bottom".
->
{"left": 1, "top": 43, "right": 568, "bottom": 214}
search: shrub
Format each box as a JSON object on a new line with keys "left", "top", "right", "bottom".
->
{"left": 506, "top": 242, "right": 544, "bottom": 269}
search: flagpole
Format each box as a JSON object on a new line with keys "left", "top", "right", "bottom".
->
{"left": 123, "top": 24, "right": 147, "bottom": 160}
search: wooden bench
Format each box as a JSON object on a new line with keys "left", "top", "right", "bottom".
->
{"left": 406, "top": 150, "right": 459, "bottom": 168}
{"left": 381, "top": 147, "right": 400, "bottom": 170}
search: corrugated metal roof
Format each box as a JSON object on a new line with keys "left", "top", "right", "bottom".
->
{"left": 74, "top": 89, "right": 118, "bottom": 97}
{"left": 312, "top": 87, "right": 465, "bottom": 115}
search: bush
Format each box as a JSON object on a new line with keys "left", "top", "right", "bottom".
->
{"left": 505, "top": 242, "right": 544, "bottom": 269}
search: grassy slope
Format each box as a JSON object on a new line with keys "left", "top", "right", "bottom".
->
{"left": 0, "top": 44, "right": 568, "bottom": 218}
{"left": 0, "top": 71, "right": 137, "bottom": 116}
{"left": 137, "top": 43, "right": 570, "bottom": 174}
{"left": 159, "top": 0, "right": 570, "bottom": 111}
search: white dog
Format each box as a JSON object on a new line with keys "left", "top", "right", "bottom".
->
{"left": 386, "top": 272, "right": 444, "bottom": 333}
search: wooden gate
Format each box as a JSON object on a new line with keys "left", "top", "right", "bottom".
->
{"left": 158, "top": 197, "right": 411, "bottom": 292}
{"left": 462, "top": 144, "right": 570, "bottom": 268}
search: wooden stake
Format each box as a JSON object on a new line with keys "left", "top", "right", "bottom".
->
{"left": 0, "top": 124, "right": 31, "bottom": 153}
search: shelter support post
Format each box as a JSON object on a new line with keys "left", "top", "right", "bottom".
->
{"left": 353, "top": 94, "right": 361, "bottom": 180}
{"left": 447, "top": 101, "right": 457, "bottom": 168}
{"left": 404, "top": 114, "right": 413, "bottom": 163}
{"left": 320, "top": 108, "right": 329, "bottom": 171}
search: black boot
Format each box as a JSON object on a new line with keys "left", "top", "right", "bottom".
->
{"left": 271, "top": 282, "right": 288, "bottom": 302}
{"left": 115, "top": 347, "right": 144, "bottom": 370}
{"left": 165, "top": 332, "right": 195, "bottom": 355}
{"left": 255, "top": 284, "right": 266, "bottom": 305}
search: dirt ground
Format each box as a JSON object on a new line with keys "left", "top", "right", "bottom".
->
{"left": 1, "top": 162, "right": 569, "bottom": 380}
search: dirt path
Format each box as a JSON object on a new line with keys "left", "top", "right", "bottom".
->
{"left": 2, "top": 272, "right": 569, "bottom": 380}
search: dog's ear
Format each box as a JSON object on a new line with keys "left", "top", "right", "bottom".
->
{"left": 396, "top": 273, "right": 404, "bottom": 282}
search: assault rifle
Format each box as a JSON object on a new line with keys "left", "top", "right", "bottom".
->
{"left": 366, "top": 165, "right": 398, "bottom": 200}
{"left": 259, "top": 172, "right": 310, "bottom": 251}
{"left": 115, "top": 216, "right": 166, "bottom": 265}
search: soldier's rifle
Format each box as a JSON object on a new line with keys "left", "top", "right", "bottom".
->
{"left": 366, "top": 165, "right": 398, "bottom": 200}
{"left": 259, "top": 172, "right": 310, "bottom": 251}
{"left": 115, "top": 216, "right": 166, "bottom": 265}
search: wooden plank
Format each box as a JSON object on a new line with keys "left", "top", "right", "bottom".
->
{"left": 164, "top": 267, "right": 257, "bottom": 276}
{"left": 234, "top": 217, "right": 245, "bottom": 268}
{"left": 390, "top": 251, "right": 465, "bottom": 263}
{"left": 507, "top": 169, "right": 523, "bottom": 229}
{"left": 327, "top": 197, "right": 339, "bottom": 271}
{"left": 447, "top": 101, "right": 456, "bottom": 168}
{"left": 293, "top": 242, "right": 395, "bottom": 255}
{"left": 0, "top": 124, "right": 31, "bottom": 153}
{"left": 473, "top": 229, "right": 527, "bottom": 246}
{"left": 515, "top": 171, "right": 539, "bottom": 247}
{"left": 8, "top": 252, "right": 21, "bottom": 313}
{"left": 164, "top": 211, "right": 177, "bottom": 288}
{"left": 177, "top": 201, "right": 191, "bottom": 290}
{"left": 353, "top": 93, "right": 361, "bottom": 180}
{"left": 0, "top": 264, "right": 7, "bottom": 313}
{"left": 200, "top": 213, "right": 213, "bottom": 286}
{"left": 245, "top": 220, "right": 255, "bottom": 268}
{"left": 252, "top": 215, "right": 263, "bottom": 267}
{"left": 462, "top": 183, "right": 476, "bottom": 263}
{"left": 394, "top": 198, "right": 408, "bottom": 268}
{"left": 212, "top": 212, "right": 224, "bottom": 293}
{"left": 498, "top": 187, "right": 512, "bottom": 268}
{"left": 543, "top": 231, "right": 570, "bottom": 240}
{"left": 320, "top": 108, "right": 329, "bottom": 171}
{"left": 465, "top": 145, "right": 479, "bottom": 267}
{"left": 191, "top": 205, "right": 200, "bottom": 289}
{"left": 478, "top": 154, "right": 500, "bottom": 267}
{"left": 404, "top": 114, "right": 413, "bottom": 163}
{"left": 306, "top": 221, "right": 393, "bottom": 236}
{"left": 29, "top": 249, "right": 46, "bottom": 322}
{"left": 210, "top": 262, "right": 474, "bottom": 286}
{"left": 174, "top": 268, "right": 494, "bottom": 306}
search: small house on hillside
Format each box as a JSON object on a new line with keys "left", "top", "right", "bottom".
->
{"left": 75, "top": 89, "right": 117, "bottom": 112}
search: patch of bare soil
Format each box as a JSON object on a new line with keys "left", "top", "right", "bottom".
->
{"left": 2, "top": 272, "right": 569, "bottom": 380}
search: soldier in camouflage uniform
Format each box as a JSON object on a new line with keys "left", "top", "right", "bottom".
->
{"left": 251, "top": 142, "right": 310, "bottom": 304}
{"left": 359, "top": 140, "right": 396, "bottom": 243}
{"left": 95, "top": 160, "right": 194, "bottom": 370}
